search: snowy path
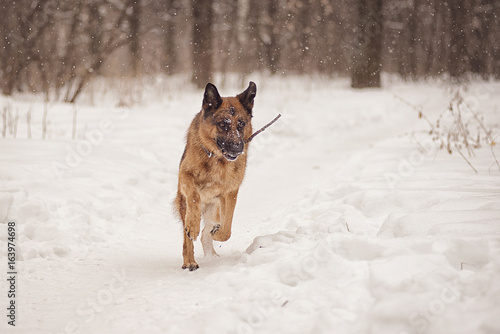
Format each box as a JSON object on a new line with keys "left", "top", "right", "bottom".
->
{"left": 1, "top": 78, "right": 500, "bottom": 334}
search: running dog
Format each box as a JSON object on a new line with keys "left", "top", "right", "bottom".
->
{"left": 174, "top": 82, "right": 256, "bottom": 270}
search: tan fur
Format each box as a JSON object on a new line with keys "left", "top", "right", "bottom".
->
{"left": 174, "top": 82, "right": 256, "bottom": 270}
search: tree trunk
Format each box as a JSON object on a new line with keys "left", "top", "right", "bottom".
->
{"left": 448, "top": 0, "right": 468, "bottom": 78}
{"left": 88, "top": 1, "right": 103, "bottom": 64}
{"left": 0, "top": 3, "right": 14, "bottom": 95}
{"left": 164, "top": 0, "right": 179, "bottom": 75}
{"left": 298, "top": 1, "right": 311, "bottom": 74}
{"left": 59, "top": 0, "right": 83, "bottom": 100}
{"left": 407, "top": 0, "right": 417, "bottom": 79}
{"left": 192, "top": 0, "right": 213, "bottom": 88}
{"left": 129, "top": 0, "right": 142, "bottom": 77}
{"left": 351, "top": 0, "right": 383, "bottom": 88}
{"left": 470, "top": 0, "right": 494, "bottom": 78}
{"left": 265, "top": 1, "right": 280, "bottom": 75}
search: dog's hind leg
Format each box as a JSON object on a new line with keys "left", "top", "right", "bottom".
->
{"left": 201, "top": 225, "right": 218, "bottom": 257}
{"left": 201, "top": 203, "right": 219, "bottom": 257}
{"left": 212, "top": 190, "right": 238, "bottom": 242}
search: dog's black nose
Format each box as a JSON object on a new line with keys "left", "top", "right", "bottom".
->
{"left": 217, "top": 137, "right": 244, "bottom": 161}
{"left": 228, "top": 140, "right": 244, "bottom": 155}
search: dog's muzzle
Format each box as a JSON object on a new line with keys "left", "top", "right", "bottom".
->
{"left": 216, "top": 138, "right": 244, "bottom": 161}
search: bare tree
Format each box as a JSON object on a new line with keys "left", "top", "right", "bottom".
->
{"left": 128, "top": 0, "right": 142, "bottom": 76}
{"left": 264, "top": 1, "right": 280, "bottom": 74}
{"left": 0, "top": 0, "right": 57, "bottom": 96}
{"left": 448, "top": 0, "right": 468, "bottom": 78}
{"left": 469, "top": 0, "right": 495, "bottom": 78}
{"left": 2, "top": 0, "right": 499, "bottom": 99}
{"left": 55, "top": 0, "right": 84, "bottom": 98}
{"left": 0, "top": 2, "right": 16, "bottom": 95}
{"left": 163, "top": 0, "right": 181, "bottom": 75}
{"left": 192, "top": 0, "right": 214, "bottom": 88}
{"left": 351, "top": 0, "right": 384, "bottom": 88}
{"left": 212, "top": 0, "right": 238, "bottom": 76}
{"left": 0, "top": 0, "right": 143, "bottom": 101}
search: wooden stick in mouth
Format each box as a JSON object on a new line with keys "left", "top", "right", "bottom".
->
{"left": 245, "top": 114, "right": 282, "bottom": 143}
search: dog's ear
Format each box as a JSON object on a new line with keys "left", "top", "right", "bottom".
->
{"left": 237, "top": 81, "right": 257, "bottom": 115}
{"left": 203, "top": 83, "right": 223, "bottom": 115}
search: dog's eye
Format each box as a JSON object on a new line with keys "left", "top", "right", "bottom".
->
{"left": 237, "top": 121, "right": 246, "bottom": 131}
{"left": 218, "top": 121, "right": 228, "bottom": 131}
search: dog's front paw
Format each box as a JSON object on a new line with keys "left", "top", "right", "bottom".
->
{"left": 185, "top": 224, "right": 200, "bottom": 241}
{"left": 210, "top": 224, "right": 221, "bottom": 235}
{"left": 182, "top": 261, "right": 199, "bottom": 271}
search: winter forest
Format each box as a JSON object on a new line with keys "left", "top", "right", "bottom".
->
{"left": 1, "top": 0, "right": 499, "bottom": 99}
{"left": 1, "top": 1, "right": 500, "bottom": 334}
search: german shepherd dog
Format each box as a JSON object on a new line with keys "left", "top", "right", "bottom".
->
{"left": 174, "top": 82, "right": 256, "bottom": 271}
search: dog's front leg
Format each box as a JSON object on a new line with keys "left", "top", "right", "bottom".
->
{"left": 212, "top": 190, "right": 238, "bottom": 242}
{"left": 179, "top": 173, "right": 201, "bottom": 271}
{"left": 180, "top": 175, "right": 202, "bottom": 241}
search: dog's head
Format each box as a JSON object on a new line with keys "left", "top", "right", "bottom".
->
{"left": 200, "top": 82, "right": 256, "bottom": 161}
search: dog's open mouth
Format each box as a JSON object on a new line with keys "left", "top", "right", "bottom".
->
{"left": 216, "top": 138, "right": 243, "bottom": 162}
{"left": 222, "top": 151, "right": 240, "bottom": 161}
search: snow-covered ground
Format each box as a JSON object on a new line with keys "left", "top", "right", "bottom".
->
{"left": 1, "top": 75, "right": 500, "bottom": 334}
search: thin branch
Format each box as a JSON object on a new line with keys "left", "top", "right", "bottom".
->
{"left": 26, "top": 107, "right": 32, "bottom": 139}
{"left": 72, "top": 105, "right": 78, "bottom": 140}
{"left": 2, "top": 106, "right": 6, "bottom": 138}
{"left": 411, "top": 133, "right": 428, "bottom": 152}
{"left": 489, "top": 145, "right": 500, "bottom": 173}
{"left": 245, "top": 114, "right": 282, "bottom": 143}
{"left": 13, "top": 109, "right": 19, "bottom": 139}
{"left": 462, "top": 100, "right": 500, "bottom": 172}
{"left": 455, "top": 144, "right": 478, "bottom": 174}
{"left": 42, "top": 101, "right": 48, "bottom": 140}
{"left": 455, "top": 103, "right": 473, "bottom": 157}
{"left": 463, "top": 100, "right": 493, "bottom": 143}
{"left": 392, "top": 93, "right": 436, "bottom": 131}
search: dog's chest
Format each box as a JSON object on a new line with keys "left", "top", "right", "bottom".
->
{"left": 195, "top": 158, "right": 244, "bottom": 197}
